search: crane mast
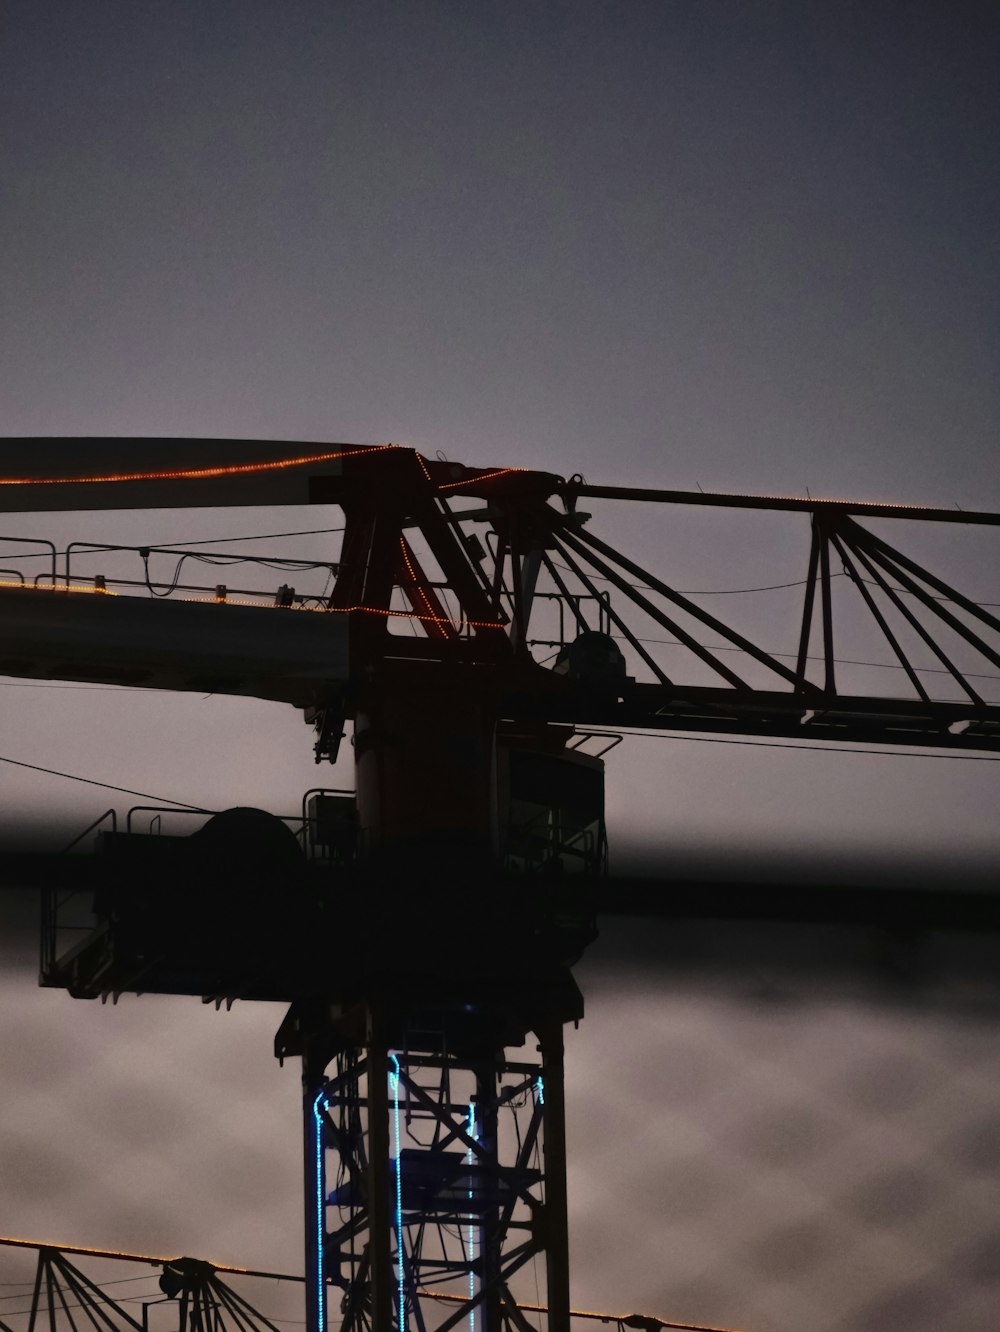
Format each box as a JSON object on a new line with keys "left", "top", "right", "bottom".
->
{"left": 2, "top": 439, "right": 999, "bottom": 1332}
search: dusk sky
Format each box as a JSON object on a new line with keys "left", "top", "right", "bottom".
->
{"left": 1, "top": 4, "right": 999, "bottom": 1331}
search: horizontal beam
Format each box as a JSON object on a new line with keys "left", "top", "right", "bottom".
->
{"left": 500, "top": 681, "right": 1000, "bottom": 752}
{"left": 0, "top": 586, "right": 349, "bottom": 705}
{"left": 0, "top": 439, "right": 387, "bottom": 512}
{"left": 0, "top": 1236, "right": 299, "bottom": 1281}
{"left": 0, "top": 441, "right": 560, "bottom": 513}
{"left": 564, "top": 483, "right": 1000, "bottom": 526}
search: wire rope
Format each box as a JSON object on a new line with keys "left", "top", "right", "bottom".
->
{"left": 0, "top": 755, "right": 209, "bottom": 808}
{"left": 602, "top": 633, "right": 1000, "bottom": 684}
{"left": 2, "top": 529, "right": 347, "bottom": 562}
{"left": 612, "top": 730, "right": 1000, "bottom": 761}
{"left": 549, "top": 561, "right": 1000, "bottom": 607}
{"left": 0, "top": 1276, "right": 158, "bottom": 1297}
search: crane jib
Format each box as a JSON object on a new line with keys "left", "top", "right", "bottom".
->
{"left": 0, "top": 584, "right": 350, "bottom": 705}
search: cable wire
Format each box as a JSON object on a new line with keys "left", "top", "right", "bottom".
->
{"left": 141, "top": 527, "right": 345, "bottom": 548}
{"left": 616, "top": 730, "right": 1000, "bottom": 761}
{"left": 1, "top": 528, "right": 347, "bottom": 562}
{"left": 606, "top": 633, "right": 1000, "bottom": 685}
{"left": 0, "top": 1276, "right": 159, "bottom": 1300}
{"left": 0, "top": 755, "right": 209, "bottom": 808}
{"left": 139, "top": 549, "right": 335, "bottom": 598}
{"left": 550, "top": 560, "right": 1000, "bottom": 607}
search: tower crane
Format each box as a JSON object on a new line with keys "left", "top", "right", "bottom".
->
{"left": 1, "top": 439, "right": 999, "bottom": 1332}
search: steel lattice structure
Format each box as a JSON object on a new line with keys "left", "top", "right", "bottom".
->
{"left": 0, "top": 1239, "right": 294, "bottom": 1332}
{"left": 0, "top": 1241, "right": 744, "bottom": 1332}
{"left": 0, "top": 440, "right": 998, "bottom": 1332}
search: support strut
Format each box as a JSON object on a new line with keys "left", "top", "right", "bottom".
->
{"left": 292, "top": 1008, "right": 570, "bottom": 1332}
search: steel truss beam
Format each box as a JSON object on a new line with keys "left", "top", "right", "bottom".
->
{"left": 561, "top": 481, "right": 1000, "bottom": 526}
{"left": 492, "top": 497, "right": 1000, "bottom": 751}
{"left": 0, "top": 1243, "right": 284, "bottom": 1332}
{"left": 543, "top": 504, "right": 1000, "bottom": 709}
{"left": 300, "top": 1015, "right": 567, "bottom": 1332}
{"left": 0, "top": 441, "right": 998, "bottom": 751}
{"left": 0, "top": 1241, "right": 735, "bottom": 1332}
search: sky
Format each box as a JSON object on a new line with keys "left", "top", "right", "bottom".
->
{"left": 1, "top": 3, "right": 999, "bottom": 1331}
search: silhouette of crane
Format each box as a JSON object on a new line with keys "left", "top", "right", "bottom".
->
{"left": 1, "top": 440, "right": 998, "bottom": 1332}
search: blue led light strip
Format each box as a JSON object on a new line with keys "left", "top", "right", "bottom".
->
{"left": 389, "top": 1056, "right": 405, "bottom": 1332}
{"left": 467, "top": 1101, "right": 477, "bottom": 1332}
{"left": 312, "top": 1090, "right": 329, "bottom": 1332}
{"left": 536, "top": 1076, "right": 545, "bottom": 1107}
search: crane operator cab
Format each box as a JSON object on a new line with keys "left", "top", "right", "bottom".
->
{"left": 350, "top": 692, "right": 609, "bottom": 875}
{"left": 493, "top": 722, "right": 607, "bottom": 877}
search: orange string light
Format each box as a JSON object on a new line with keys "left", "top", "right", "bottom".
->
{"left": 0, "top": 1241, "right": 744, "bottom": 1323}
{"left": 0, "top": 442, "right": 541, "bottom": 501}
{"left": 0, "top": 580, "right": 115, "bottom": 595}
{"left": 437, "top": 467, "right": 528, "bottom": 491}
{"left": 398, "top": 537, "right": 452, "bottom": 638}
{"left": 353, "top": 603, "right": 502, "bottom": 629}
{"left": 0, "top": 445, "right": 398, "bottom": 488}
{"left": 416, "top": 1290, "right": 750, "bottom": 1332}
{"left": 167, "top": 591, "right": 504, "bottom": 628}
{"left": 0, "top": 441, "right": 524, "bottom": 626}
{"left": 0, "top": 1235, "right": 184, "bottom": 1266}
{"left": 0, "top": 581, "right": 503, "bottom": 626}
{"left": 0, "top": 1236, "right": 269, "bottom": 1278}
{"left": 727, "top": 491, "right": 940, "bottom": 511}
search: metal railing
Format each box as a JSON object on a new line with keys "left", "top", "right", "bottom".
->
{"left": 40, "top": 809, "right": 118, "bottom": 976}
{"left": 0, "top": 534, "right": 58, "bottom": 585}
